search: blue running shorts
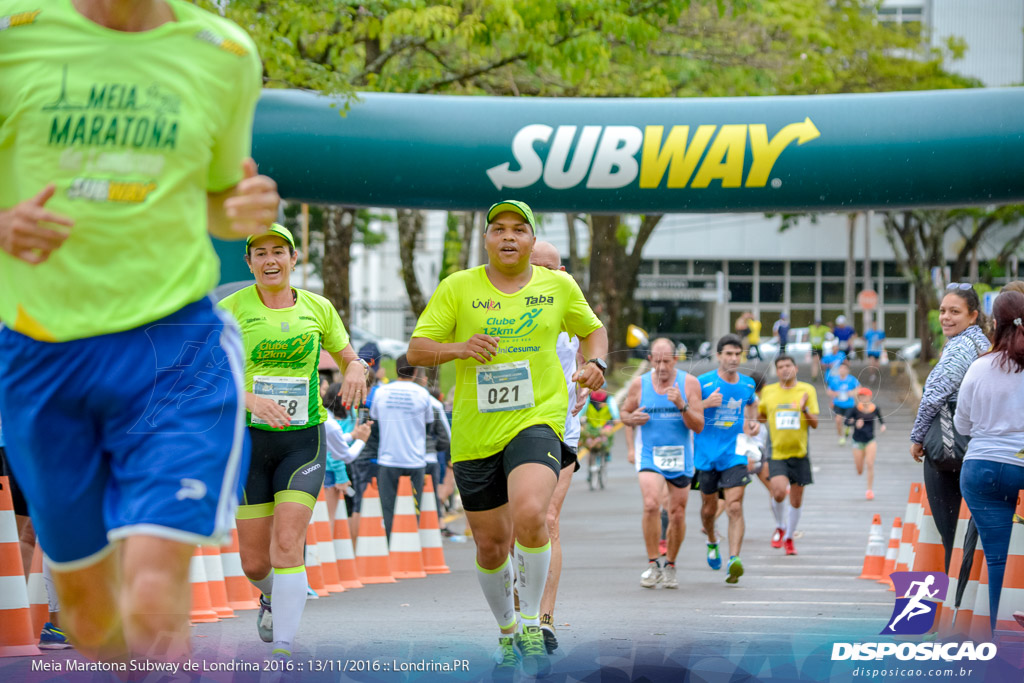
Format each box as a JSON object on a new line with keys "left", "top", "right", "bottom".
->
{"left": 0, "top": 297, "right": 249, "bottom": 569}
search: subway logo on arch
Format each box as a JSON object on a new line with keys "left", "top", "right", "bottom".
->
{"left": 486, "top": 120, "right": 820, "bottom": 191}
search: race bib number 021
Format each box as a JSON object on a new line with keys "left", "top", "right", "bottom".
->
{"left": 252, "top": 376, "right": 309, "bottom": 426}
{"left": 775, "top": 409, "right": 801, "bottom": 431}
{"left": 476, "top": 361, "right": 535, "bottom": 413}
{"left": 652, "top": 445, "right": 688, "bottom": 473}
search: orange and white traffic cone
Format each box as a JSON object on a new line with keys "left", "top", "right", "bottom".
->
{"left": 313, "top": 491, "right": 344, "bottom": 593}
{"left": 304, "top": 525, "right": 328, "bottom": 597}
{"left": 0, "top": 476, "right": 41, "bottom": 657}
{"left": 969, "top": 560, "right": 993, "bottom": 642}
{"left": 891, "top": 483, "right": 924, "bottom": 590}
{"left": 332, "top": 501, "right": 363, "bottom": 589}
{"left": 200, "top": 545, "right": 235, "bottom": 619}
{"left": 27, "top": 543, "right": 48, "bottom": 638}
{"left": 390, "top": 477, "right": 426, "bottom": 580}
{"left": 220, "top": 518, "right": 259, "bottom": 611}
{"left": 912, "top": 495, "right": 946, "bottom": 574}
{"left": 188, "top": 546, "right": 219, "bottom": 624}
{"left": 994, "top": 490, "right": 1024, "bottom": 633}
{"left": 877, "top": 517, "right": 902, "bottom": 589}
{"left": 355, "top": 480, "right": 396, "bottom": 584}
{"left": 858, "top": 514, "right": 887, "bottom": 580}
{"left": 419, "top": 475, "right": 450, "bottom": 575}
{"left": 937, "top": 500, "right": 972, "bottom": 637}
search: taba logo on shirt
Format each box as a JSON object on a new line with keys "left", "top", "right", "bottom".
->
{"left": 524, "top": 295, "right": 554, "bottom": 306}
{"left": 251, "top": 333, "right": 317, "bottom": 366}
{"left": 473, "top": 299, "right": 501, "bottom": 310}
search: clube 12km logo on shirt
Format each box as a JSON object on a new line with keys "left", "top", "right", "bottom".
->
{"left": 832, "top": 572, "right": 997, "bottom": 662}
{"left": 484, "top": 119, "right": 819, "bottom": 191}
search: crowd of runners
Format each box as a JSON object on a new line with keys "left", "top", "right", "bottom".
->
{"left": 3, "top": 2, "right": 1024, "bottom": 682}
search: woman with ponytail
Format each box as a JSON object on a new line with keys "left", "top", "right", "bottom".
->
{"left": 954, "top": 290, "right": 1024, "bottom": 630}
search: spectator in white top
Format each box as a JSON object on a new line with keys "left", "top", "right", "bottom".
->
{"left": 371, "top": 353, "right": 434, "bottom": 537}
{"left": 955, "top": 290, "right": 1024, "bottom": 631}
{"left": 415, "top": 374, "right": 452, "bottom": 512}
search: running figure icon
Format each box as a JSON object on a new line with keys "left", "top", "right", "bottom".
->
{"left": 887, "top": 575, "right": 940, "bottom": 632}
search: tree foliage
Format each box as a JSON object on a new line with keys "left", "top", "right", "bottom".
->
{"left": 197, "top": 0, "right": 988, "bottom": 355}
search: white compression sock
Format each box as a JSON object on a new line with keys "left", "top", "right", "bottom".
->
{"left": 476, "top": 555, "right": 516, "bottom": 632}
{"left": 270, "top": 566, "right": 308, "bottom": 653}
{"left": 770, "top": 497, "right": 787, "bottom": 527}
{"left": 514, "top": 540, "right": 552, "bottom": 628}
{"left": 786, "top": 506, "right": 802, "bottom": 541}
{"left": 249, "top": 570, "right": 274, "bottom": 599}
{"left": 42, "top": 560, "right": 59, "bottom": 613}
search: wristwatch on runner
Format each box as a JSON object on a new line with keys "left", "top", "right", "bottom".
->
{"left": 354, "top": 357, "right": 370, "bottom": 374}
{"left": 586, "top": 358, "right": 607, "bottom": 375}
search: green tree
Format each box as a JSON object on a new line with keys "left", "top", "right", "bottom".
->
{"left": 199, "top": 0, "right": 982, "bottom": 358}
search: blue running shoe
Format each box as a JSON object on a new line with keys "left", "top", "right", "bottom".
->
{"left": 706, "top": 543, "right": 722, "bottom": 570}
{"left": 39, "top": 622, "right": 73, "bottom": 650}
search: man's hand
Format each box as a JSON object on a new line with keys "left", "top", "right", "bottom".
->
{"left": 910, "top": 442, "right": 924, "bottom": 463}
{"left": 222, "top": 158, "right": 280, "bottom": 235}
{"left": 799, "top": 393, "right": 809, "bottom": 411}
{"left": 626, "top": 446, "right": 636, "bottom": 465}
{"left": 703, "top": 387, "right": 723, "bottom": 408}
{"left": 460, "top": 334, "right": 500, "bottom": 363}
{"left": 572, "top": 385, "right": 590, "bottom": 416}
{"left": 623, "top": 406, "right": 650, "bottom": 427}
{"left": 666, "top": 383, "right": 686, "bottom": 410}
{"left": 0, "top": 185, "right": 74, "bottom": 264}
{"left": 248, "top": 395, "right": 291, "bottom": 429}
{"left": 855, "top": 418, "right": 865, "bottom": 429}
{"left": 571, "top": 361, "right": 605, "bottom": 392}
{"left": 745, "top": 420, "right": 761, "bottom": 436}
{"left": 351, "top": 421, "right": 372, "bottom": 442}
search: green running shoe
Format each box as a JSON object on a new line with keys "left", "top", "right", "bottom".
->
{"left": 515, "top": 625, "right": 551, "bottom": 677}
{"left": 726, "top": 556, "right": 744, "bottom": 584}
{"left": 493, "top": 635, "right": 518, "bottom": 681}
{"left": 707, "top": 543, "right": 722, "bottom": 570}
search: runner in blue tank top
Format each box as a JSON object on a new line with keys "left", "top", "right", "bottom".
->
{"left": 694, "top": 335, "right": 760, "bottom": 584}
{"left": 621, "top": 338, "right": 704, "bottom": 590}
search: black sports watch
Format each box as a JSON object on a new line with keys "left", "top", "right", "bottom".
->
{"left": 586, "top": 358, "right": 607, "bottom": 375}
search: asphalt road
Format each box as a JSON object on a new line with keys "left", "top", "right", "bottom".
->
{"left": 8, "top": 359, "right": 1016, "bottom": 682}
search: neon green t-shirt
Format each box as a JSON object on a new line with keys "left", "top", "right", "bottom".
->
{"left": 218, "top": 286, "right": 349, "bottom": 431}
{"left": 412, "top": 265, "right": 603, "bottom": 462}
{"left": 808, "top": 324, "right": 831, "bottom": 349}
{"left": 0, "top": 0, "right": 261, "bottom": 342}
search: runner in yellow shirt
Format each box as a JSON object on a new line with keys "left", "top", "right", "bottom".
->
{"left": 408, "top": 200, "right": 607, "bottom": 680}
{"left": 758, "top": 355, "right": 819, "bottom": 556}
{"left": 0, "top": 0, "right": 278, "bottom": 664}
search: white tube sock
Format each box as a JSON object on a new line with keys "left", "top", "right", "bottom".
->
{"left": 514, "top": 540, "right": 552, "bottom": 628}
{"left": 476, "top": 555, "right": 516, "bottom": 631}
{"left": 270, "top": 566, "right": 307, "bottom": 653}
{"left": 786, "top": 506, "right": 802, "bottom": 541}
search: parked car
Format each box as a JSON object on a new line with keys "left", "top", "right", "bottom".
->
{"left": 758, "top": 327, "right": 838, "bottom": 364}
{"left": 347, "top": 324, "right": 408, "bottom": 359}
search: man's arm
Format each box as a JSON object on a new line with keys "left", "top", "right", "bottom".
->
{"left": 801, "top": 393, "right": 819, "bottom": 430}
{"left": 619, "top": 377, "right": 644, "bottom": 425}
{"left": 682, "top": 373, "right": 704, "bottom": 433}
{"left": 407, "top": 334, "right": 498, "bottom": 367}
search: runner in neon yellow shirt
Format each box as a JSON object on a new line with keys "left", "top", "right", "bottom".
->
{"left": 0, "top": 0, "right": 279, "bottom": 664}
{"left": 408, "top": 200, "right": 607, "bottom": 679}
{"left": 219, "top": 224, "right": 368, "bottom": 659}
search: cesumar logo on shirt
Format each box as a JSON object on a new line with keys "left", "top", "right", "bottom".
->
{"left": 0, "top": 9, "right": 40, "bottom": 30}
{"left": 67, "top": 177, "right": 157, "bottom": 203}
{"left": 251, "top": 333, "right": 317, "bottom": 366}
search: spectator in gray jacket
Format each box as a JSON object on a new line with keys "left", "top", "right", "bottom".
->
{"left": 910, "top": 284, "right": 990, "bottom": 571}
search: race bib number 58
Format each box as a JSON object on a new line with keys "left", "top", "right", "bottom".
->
{"left": 252, "top": 376, "right": 309, "bottom": 426}
{"left": 476, "top": 361, "right": 535, "bottom": 413}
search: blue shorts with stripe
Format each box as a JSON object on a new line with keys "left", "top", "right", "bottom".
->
{"left": 0, "top": 297, "right": 249, "bottom": 568}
